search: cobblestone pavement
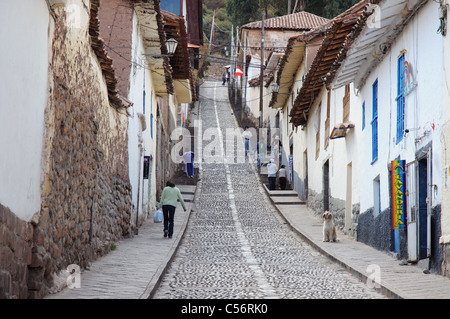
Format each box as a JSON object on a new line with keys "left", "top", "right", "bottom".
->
{"left": 153, "top": 82, "right": 385, "bottom": 299}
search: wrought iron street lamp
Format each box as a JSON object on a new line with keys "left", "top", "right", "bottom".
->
{"left": 271, "top": 83, "right": 280, "bottom": 93}
{"left": 165, "top": 38, "right": 178, "bottom": 55}
{"left": 144, "top": 38, "right": 178, "bottom": 57}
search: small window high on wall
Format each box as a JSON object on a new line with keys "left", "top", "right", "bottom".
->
{"left": 362, "top": 101, "right": 365, "bottom": 130}
{"left": 373, "top": 175, "right": 381, "bottom": 216}
{"left": 343, "top": 84, "right": 350, "bottom": 123}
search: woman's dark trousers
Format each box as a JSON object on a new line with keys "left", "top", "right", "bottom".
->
{"left": 162, "top": 205, "right": 176, "bottom": 237}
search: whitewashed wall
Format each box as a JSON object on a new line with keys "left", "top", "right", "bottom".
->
{"left": 246, "top": 56, "right": 263, "bottom": 121}
{"left": 0, "top": 0, "right": 49, "bottom": 221}
{"left": 289, "top": 59, "right": 310, "bottom": 199}
{"left": 440, "top": 0, "right": 450, "bottom": 246}
{"left": 302, "top": 84, "right": 360, "bottom": 206}
{"left": 304, "top": 90, "right": 325, "bottom": 194}
{"left": 358, "top": 1, "right": 443, "bottom": 215}
{"left": 328, "top": 84, "right": 361, "bottom": 207}
{"left": 128, "top": 12, "right": 157, "bottom": 223}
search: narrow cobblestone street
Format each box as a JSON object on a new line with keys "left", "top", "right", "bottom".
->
{"left": 4, "top": 0, "right": 450, "bottom": 302}
{"left": 153, "top": 81, "right": 385, "bottom": 299}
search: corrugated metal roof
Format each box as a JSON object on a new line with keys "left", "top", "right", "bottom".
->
{"left": 242, "top": 11, "right": 330, "bottom": 31}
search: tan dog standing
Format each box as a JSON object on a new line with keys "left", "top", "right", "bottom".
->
{"left": 322, "top": 211, "right": 337, "bottom": 242}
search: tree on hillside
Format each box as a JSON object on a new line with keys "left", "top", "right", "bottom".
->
{"left": 305, "top": 0, "right": 359, "bottom": 19}
{"left": 223, "top": 0, "right": 360, "bottom": 26}
{"left": 225, "top": 0, "right": 260, "bottom": 26}
{"left": 204, "top": 1, "right": 233, "bottom": 55}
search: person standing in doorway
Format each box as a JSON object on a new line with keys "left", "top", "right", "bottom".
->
{"left": 278, "top": 165, "right": 287, "bottom": 190}
{"left": 158, "top": 181, "right": 187, "bottom": 238}
{"left": 241, "top": 126, "right": 252, "bottom": 157}
{"left": 267, "top": 159, "right": 278, "bottom": 190}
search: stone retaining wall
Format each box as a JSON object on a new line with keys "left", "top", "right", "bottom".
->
{"left": 0, "top": 205, "right": 33, "bottom": 299}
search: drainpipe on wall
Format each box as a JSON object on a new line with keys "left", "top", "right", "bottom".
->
{"left": 147, "top": 155, "right": 153, "bottom": 217}
{"left": 135, "top": 143, "right": 143, "bottom": 234}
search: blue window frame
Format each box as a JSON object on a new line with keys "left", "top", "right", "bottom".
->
{"left": 371, "top": 80, "right": 378, "bottom": 164}
{"left": 150, "top": 93, "right": 153, "bottom": 139}
{"left": 143, "top": 89, "right": 146, "bottom": 114}
{"left": 396, "top": 53, "right": 406, "bottom": 144}
{"left": 151, "top": 113, "right": 154, "bottom": 139}
{"left": 362, "top": 101, "right": 366, "bottom": 130}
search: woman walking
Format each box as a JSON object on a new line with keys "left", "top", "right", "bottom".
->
{"left": 158, "top": 181, "right": 187, "bottom": 238}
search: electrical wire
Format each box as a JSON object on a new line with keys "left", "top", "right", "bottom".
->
{"left": 103, "top": 43, "right": 275, "bottom": 105}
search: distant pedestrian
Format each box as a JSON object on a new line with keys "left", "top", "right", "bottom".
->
{"left": 226, "top": 70, "right": 230, "bottom": 83}
{"left": 222, "top": 72, "right": 226, "bottom": 85}
{"left": 256, "top": 141, "right": 260, "bottom": 166}
{"left": 278, "top": 165, "right": 287, "bottom": 190}
{"left": 241, "top": 126, "right": 252, "bottom": 157}
{"left": 258, "top": 138, "right": 266, "bottom": 166}
{"left": 158, "top": 181, "right": 187, "bottom": 239}
{"left": 183, "top": 151, "right": 195, "bottom": 178}
{"left": 271, "top": 135, "right": 280, "bottom": 161}
{"left": 267, "top": 159, "right": 278, "bottom": 190}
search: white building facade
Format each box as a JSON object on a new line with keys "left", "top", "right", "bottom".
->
{"left": 334, "top": 0, "right": 444, "bottom": 272}
{"left": 282, "top": 2, "right": 369, "bottom": 234}
{"left": 127, "top": 10, "right": 157, "bottom": 228}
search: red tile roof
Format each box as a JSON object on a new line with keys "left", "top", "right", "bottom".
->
{"left": 241, "top": 11, "right": 330, "bottom": 31}
{"left": 289, "top": 1, "right": 374, "bottom": 126}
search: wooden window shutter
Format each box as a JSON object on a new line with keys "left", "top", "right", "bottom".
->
{"left": 315, "top": 103, "right": 321, "bottom": 160}
{"left": 343, "top": 84, "right": 350, "bottom": 123}
{"left": 316, "top": 131, "right": 320, "bottom": 160}
{"left": 324, "top": 90, "right": 331, "bottom": 150}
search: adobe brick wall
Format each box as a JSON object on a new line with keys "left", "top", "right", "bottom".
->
{"left": 98, "top": 0, "right": 133, "bottom": 97}
{"left": 245, "top": 29, "right": 303, "bottom": 57}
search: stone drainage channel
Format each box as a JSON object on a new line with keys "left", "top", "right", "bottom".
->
{"left": 153, "top": 82, "right": 385, "bottom": 299}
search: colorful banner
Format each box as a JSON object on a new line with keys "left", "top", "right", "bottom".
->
{"left": 391, "top": 160, "right": 406, "bottom": 230}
